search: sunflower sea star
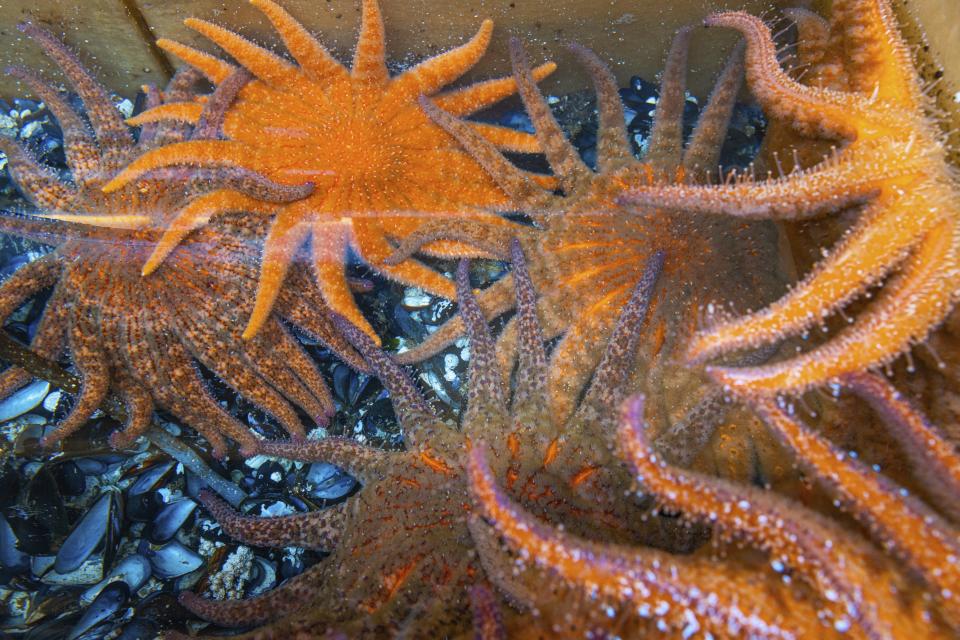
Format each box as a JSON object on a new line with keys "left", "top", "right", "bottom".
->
{"left": 0, "top": 24, "right": 362, "bottom": 457}
{"left": 467, "top": 374, "right": 960, "bottom": 637}
{"left": 387, "top": 32, "right": 789, "bottom": 473}
{"left": 621, "top": 0, "right": 960, "bottom": 396}
{"left": 170, "top": 241, "right": 710, "bottom": 638}
{"left": 98, "top": 0, "right": 556, "bottom": 341}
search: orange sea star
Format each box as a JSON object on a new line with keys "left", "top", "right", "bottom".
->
{"left": 467, "top": 372, "right": 960, "bottom": 637}
{"left": 167, "top": 242, "right": 706, "bottom": 638}
{"left": 0, "top": 24, "right": 361, "bottom": 457}
{"left": 390, "top": 33, "right": 787, "bottom": 431}
{"left": 622, "top": 0, "right": 960, "bottom": 396}
{"left": 100, "top": 0, "right": 555, "bottom": 341}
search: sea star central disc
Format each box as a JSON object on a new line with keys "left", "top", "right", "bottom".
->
{"left": 103, "top": 0, "right": 554, "bottom": 341}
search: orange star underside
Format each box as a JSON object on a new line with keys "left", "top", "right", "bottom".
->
{"left": 622, "top": 0, "right": 960, "bottom": 396}
{"left": 103, "top": 0, "right": 555, "bottom": 341}
{"left": 0, "top": 24, "right": 361, "bottom": 457}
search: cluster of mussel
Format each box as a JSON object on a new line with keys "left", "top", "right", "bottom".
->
{"left": 0, "top": 374, "right": 361, "bottom": 638}
{"left": 0, "top": 55, "right": 764, "bottom": 637}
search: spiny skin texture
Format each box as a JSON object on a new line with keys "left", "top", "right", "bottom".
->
{"left": 392, "top": 35, "right": 787, "bottom": 445}
{"left": 101, "top": 0, "right": 556, "bottom": 341}
{"left": 172, "top": 243, "right": 708, "bottom": 638}
{"left": 622, "top": 0, "right": 960, "bottom": 395}
{"left": 0, "top": 25, "right": 361, "bottom": 457}
{"left": 467, "top": 376, "right": 960, "bottom": 638}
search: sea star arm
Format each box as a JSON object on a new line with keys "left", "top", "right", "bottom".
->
{"left": 827, "top": 0, "right": 922, "bottom": 105}
{"left": 433, "top": 62, "right": 556, "bottom": 115}
{"left": 197, "top": 489, "right": 347, "bottom": 550}
{"left": 508, "top": 38, "right": 592, "bottom": 194}
{"left": 644, "top": 27, "right": 692, "bottom": 172}
{"left": 275, "top": 281, "right": 370, "bottom": 373}
{"left": 256, "top": 321, "right": 336, "bottom": 421}
{"left": 468, "top": 123, "right": 541, "bottom": 154}
{"left": 573, "top": 252, "right": 664, "bottom": 425}
{"left": 0, "top": 253, "right": 61, "bottom": 323}
{"left": 383, "top": 213, "right": 522, "bottom": 265}
{"left": 250, "top": 0, "right": 348, "bottom": 83}
{"left": 394, "top": 274, "right": 519, "bottom": 364}
{"left": 0, "top": 137, "right": 77, "bottom": 211}
{"left": 5, "top": 66, "right": 98, "bottom": 181}
{"left": 184, "top": 17, "right": 297, "bottom": 87}
{"left": 844, "top": 371, "right": 960, "bottom": 522}
{"left": 752, "top": 397, "right": 960, "bottom": 623}
{"left": 681, "top": 43, "right": 744, "bottom": 180}
{"left": 178, "top": 563, "right": 326, "bottom": 627}
{"left": 708, "top": 217, "right": 960, "bottom": 392}
{"left": 565, "top": 43, "right": 633, "bottom": 172}
{"left": 388, "top": 20, "right": 493, "bottom": 102}
{"left": 125, "top": 101, "right": 203, "bottom": 128}
{"left": 619, "top": 155, "right": 885, "bottom": 219}
{"left": 150, "top": 331, "right": 261, "bottom": 457}
{"left": 39, "top": 308, "right": 109, "bottom": 446}
{"left": 108, "top": 374, "right": 154, "bottom": 449}
{"left": 256, "top": 437, "right": 394, "bottom": 483}
{"left": 456, "top": 260, "right": 508, "bottom": 431}
{"left": 703, "top": 12, "right": 868, "bottom": 140}
{"left": 419, "top": 98, "right": 555, "bottom": 209}
{"left": 328, "top": 314, "right": 437, "bottom": 434}
{"left": 243, "top": 206, "right": 312, "bottom": 340}
{"left": 466, "top": 446, "right": 818, "bottom": 638}
{"left": 351, "top": 0, "right": 389, "bottom": 87}
{"left": 17, "top": 23, "right": 134, "bottom": 166}
{"left": 619, "top": 395, "right": 886, "bottom": 636}
{"left": 468, "top": 584, "right": 506, "bottom": 640}
{"left": 508, "top": 240, "right": 549, "bottom": 418}
{"left": 190, "top": 68, "right": 253, "bottom": 139}
{"left": 687, "top": 193, "right": 939, "bottom": 362}
{"left": 101, "top": 139, "right": 253, "bottom": 193}
{"left": 782, "top": 8, "right": 848, "bottom": 90}
{"left": 142, "top": 190, "right": 278, "bottom": 276}
{"left": 157, "top": 38, "right": 235, "bottom": 83}
{"left": 352, "top": 221, "right": 457, "bottom": 303}
{"left": 165, "top": 289, "right": 309, "bottom": 440}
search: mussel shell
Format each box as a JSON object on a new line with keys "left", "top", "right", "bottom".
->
{"left": 12, "top": 465, "right": 69, "bottom": 553}
{"left": 80, "top": 554, "right": 151, "bottom": 606}
{"left": 54, "top": 491, "right": 121, "bottom": 575}
{"left": 125, "top": 461, "right": 174, "bottom": 496}
{"left": 125, "top": 489, "right": 165, "bottom": 523}
{"left": 52, "top": 460, "right": 86, "bottom": 497}
{"left": 113, "top": 618, "right": 160, "bottom": 640}
{"left": 66, "top": 581, "right": 129, "bottom": 640}
{"left": 305, "top": 463, "right": 356, "bottom": 501}
{"left": 139, "top": 540, "right": 203, "bottom": 579}
{"left": 146, "top": 498, "right": 196, "bottom": 544}
{"left": 0, "top": 511, "right": 29, "bottom": 574}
